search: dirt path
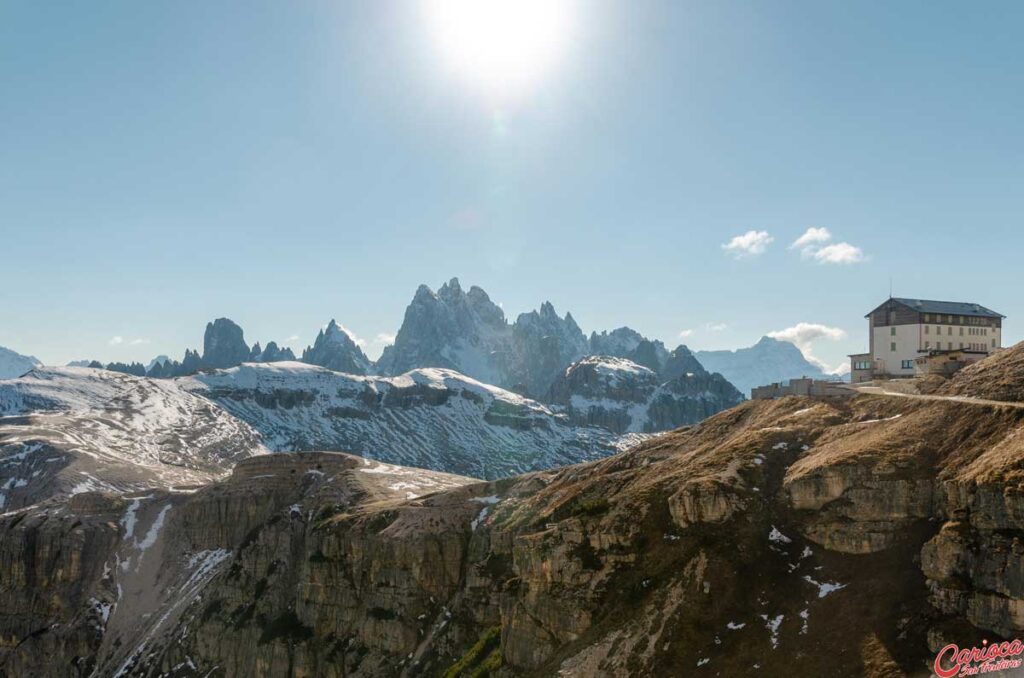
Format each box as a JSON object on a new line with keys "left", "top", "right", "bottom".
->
{"left": 851, "top": 385, "right": 1024, "bottom": 410}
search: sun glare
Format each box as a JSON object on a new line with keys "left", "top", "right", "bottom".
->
{"left": 424, "top": 0, "right": 573, "bottom": 100}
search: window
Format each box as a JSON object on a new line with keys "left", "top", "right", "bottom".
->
{"left": 936, "top": 326, "right": 941, "bottom": 334}
{"left": 960, "top": 327, "right": 964, "bottom": 336}
{"left": 960, "top": 342, "right": 964, "bottom": 349}
{"left": 948, "top": 327, "right": 953, "bottom": 335}
{"left": 992, "top": 339, "right": 997, "bottom": 348}
{"left": 924, "top": 341, "right": 930, "bottom": 349}
{"left": 901, "top": 360, "right": 914, "bottom": 369}
{"left": 854, "top": 361, "right": 872, "bottom": 370}
{"left": 948, "top": 342, "right": 953, "bottom": 350}
{"left": 891, "top": 342, "right": 897, "bottom": 352}
{"left": 925, "top": 326, "right": 930, "bottom": 334}
{"left": 924, "top": 314, "right": 931, "bottom": 322}
{"left": 890, "top": 327, "right": 896, "bottom": 336}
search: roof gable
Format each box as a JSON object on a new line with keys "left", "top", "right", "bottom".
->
{"left": 867, "top": 298, "right": 1005, "bottom": 319}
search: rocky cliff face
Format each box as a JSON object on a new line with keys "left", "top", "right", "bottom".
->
{"left": 4, "top": 346, "right": 1024, "bottom": 676}
{"left": 588, "top": 328, "right": 671, "bottom": 373}
{"left": 301, "top": 320, "right": 372, "bottom": 375}
{"left": 203, "top": 318, "right": 252, "bottom": 370}
{"left": 548, "top": 355, "right": 744, "bottom": 433}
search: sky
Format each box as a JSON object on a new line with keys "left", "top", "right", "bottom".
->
{"left": 2, "top": 1, "right": 1022, "bottom": 373}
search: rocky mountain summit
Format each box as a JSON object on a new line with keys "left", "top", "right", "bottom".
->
{"left": 3, "top": 345, "right": 1024, "bottom": 675}
{"left": 377, "top": 278, "right": 588, "bottom": 397}
{"left": 0, "top": 345, "right": 41, "bottom": 380}
{"left": 301, "top": 319, "right": 372, "bottom": 375}
{"left": 696, "top": 335, "right": 833, "bottom": 397}
{"left": 376, "top": 278, "right": 744, "bottom": 418}
{"left": 547, "top": 354, "right": 744, "bottom": 433}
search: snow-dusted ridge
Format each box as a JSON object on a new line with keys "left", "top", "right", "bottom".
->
{"left": 0, "top": 367, "right": 266, "bottom": 508}
{"left": 183, "top": 361, "right": 646, "bottom": 479}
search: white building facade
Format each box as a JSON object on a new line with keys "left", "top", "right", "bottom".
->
{"left": 849, "top": 298, "right": 1005, "bottom": 383}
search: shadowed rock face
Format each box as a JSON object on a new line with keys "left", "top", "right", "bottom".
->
{"left": 202, "top": 318, "right": 251, "bottom": 370}
{"left": 2, "top": 376, "right": 1024, "bottom": 676}
{"left": 547, "top": 355, "right": 744, "bottom": 433}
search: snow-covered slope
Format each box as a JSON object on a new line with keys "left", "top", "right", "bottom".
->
{"left": 183, "top": 361, "right": 644, "bottom": 479}
{"left": 0, "top": 346, "right": 41, "bottom": 380}
{"left": 0, "top": 367, "right": 266, "bottom": 509}
{"left": 695, "top": 337, "right": 831, "bottom": 397}
{"left": 548, "top": 356, "right": 745, "bottom": 433}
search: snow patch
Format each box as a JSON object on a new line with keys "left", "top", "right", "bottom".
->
{"left": 803, "top": 575, "right": 846, "bottom": 598}
{"left": 768, "top": 526, "right": 792, "bottom": 544}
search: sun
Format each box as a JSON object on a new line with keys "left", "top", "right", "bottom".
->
{"left": 424, "top": 0, "right": 573, "bottom": 100}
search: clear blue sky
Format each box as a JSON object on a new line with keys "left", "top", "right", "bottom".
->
{"left": 2, "top": 1, "right": 1022, "bottom": 371}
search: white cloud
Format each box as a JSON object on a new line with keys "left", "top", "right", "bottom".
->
{"left": 286, "top": 335, "right": 300, "bottom": 342}
{"left": 768, "top": 322, "right": 848, "bottom": 373}
{"left": 109, "top": 336, "right": 124, "bottom": 346}
{"left": 791, "top": 227, "right": 832, "bottom": 253}
{"left": 705, "top": 322, "right": 728, "bottom": 332}
{"left": 128, "top": 338, "right": 150, "bottom": 346}
{"left": 375, "top": 333, "right": 397, "bottom": 345}
{"left": 678, "top": 329, "right": 694, "bottom": 339}
{"left": 789, "top": 227, "right": 866, "bottom": 264}
{"left": 768, "top": 322, "right": 846, "bottom": 348}
{"left": 722, "top": 230, "right": 773, "bottom": 259}
{"left": 810, "top": 242, "right": 866, "bottom": 265}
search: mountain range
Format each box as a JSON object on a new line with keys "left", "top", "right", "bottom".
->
{"left": 1, "top": 339, "right": 1023, "bottom": 675}
{"left": 53, "top": 279, "right": 832, "bottom": 399}
{"left": 4, "top": 279, "right": 839, "bottom": 448}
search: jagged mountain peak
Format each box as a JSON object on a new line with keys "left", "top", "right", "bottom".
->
{"left": 301, "top": 319, "right": 371, "bottom": 375}
{"left": 438, "top": 276, "right": 463, "bottom": 298}
{"left": 413, "top": 283, "right": 436, "bottom": 302}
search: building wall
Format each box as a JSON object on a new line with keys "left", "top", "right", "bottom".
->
{"left": 871, "top": 323, "right": 923, "bottom": 376}
{"left": 870, "top": 321, "right": 1001, "bottom": 377}
{"left": 849, "top": 353, "right": 874, "bottom": 384}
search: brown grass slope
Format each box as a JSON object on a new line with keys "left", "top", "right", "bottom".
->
{"left": 941, "top": 340, "right": 1024, "bottom": 403}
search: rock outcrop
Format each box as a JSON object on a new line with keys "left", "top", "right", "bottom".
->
{"left": 202, "top": 318, "right": 252, "bottom": 370}
{"left": 548, "top": 355, "right": 744, "bottom": 433}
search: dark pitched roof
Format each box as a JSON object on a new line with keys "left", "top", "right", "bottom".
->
{"left": 883, "top": 298, "right": 1005, "bottom": 318}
